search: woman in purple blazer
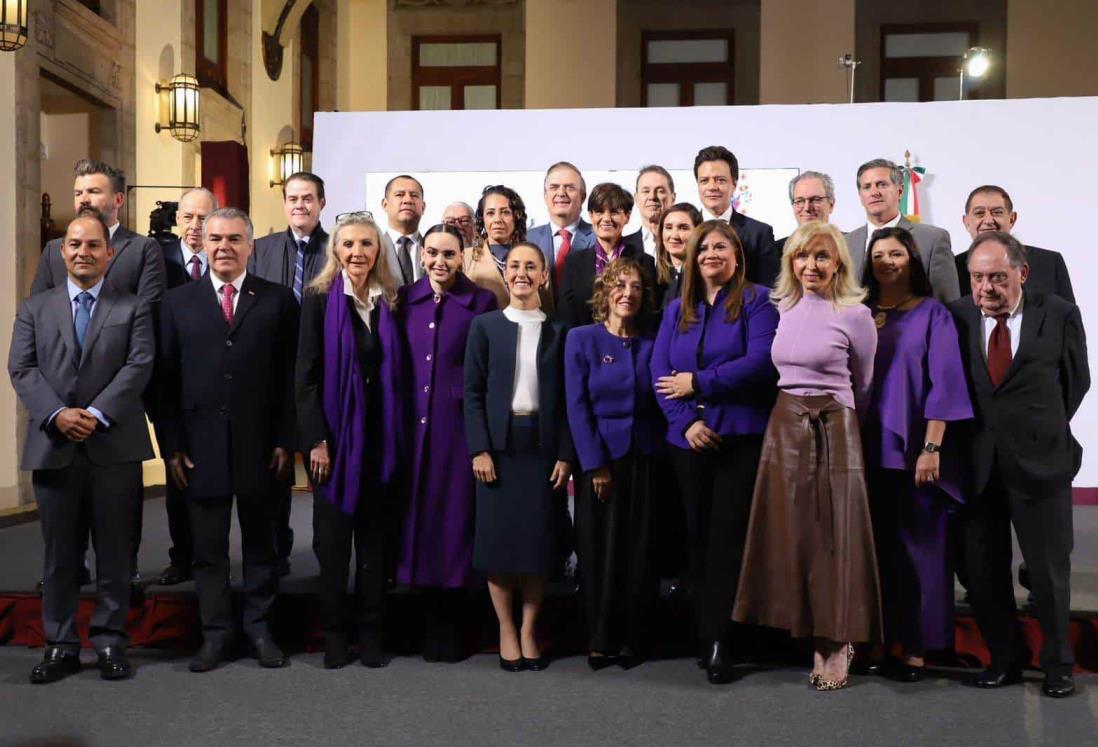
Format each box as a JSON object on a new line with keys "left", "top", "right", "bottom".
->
{"left": 651, "top": 219, "right": 780, "bottom": 684}
{"left": 564, "top": 257, "right": 665, "bottom": 669}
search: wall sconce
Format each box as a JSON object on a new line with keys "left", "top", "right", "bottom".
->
{"left": 959, "top": 48, "right": 992, "bottom": 101}
{"left": 0, "top": 0, "right": 28, "bottom": 52}
{"left": 270, "top": 142, "right": 304, "bottom": 188}
{"left": 155, "top": 74, "right": 201, "bottom": 143}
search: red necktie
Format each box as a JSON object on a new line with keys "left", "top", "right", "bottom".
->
{"left": 987, "top": 314, "right": 1011, "bottom": 387}
{"left": 190, "top": 255, "right": 202, "bottom": 281}
{"left": 220, "top": 284, "right": 236, "bottom": 325}
{"left": 555, "top": 228, "right": 572, "bottom": 286}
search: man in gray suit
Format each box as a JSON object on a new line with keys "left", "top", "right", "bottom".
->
{"left": 380, "top": 174, "right": 426, "bottom": 287}
{"left": 844, "top": 158, "right": 960, "bottom": 302}
{"left": 9, "top": 211, "right": 155, "bottom": 683}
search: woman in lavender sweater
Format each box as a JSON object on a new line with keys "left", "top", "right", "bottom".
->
{"left": 733, "top": 220, "right": 882, "bottom": 691}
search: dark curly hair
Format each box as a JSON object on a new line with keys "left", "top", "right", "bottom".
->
{"left": 589, "top": 257, "right": 655, "bottom": 324}
{"left": 475, "top": 185, "right": 528, "bottom": 245}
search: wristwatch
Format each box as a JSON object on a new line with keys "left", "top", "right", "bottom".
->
{"left": 922, "top": 441, "right": 941, "bottom": 454}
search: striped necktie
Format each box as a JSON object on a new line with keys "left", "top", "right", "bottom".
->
{"left": 293, "top": 238, "right": 306, "bottom": 303}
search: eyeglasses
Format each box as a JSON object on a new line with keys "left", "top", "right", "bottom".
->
{"left": 334, "top": 210, "right": 374, "bottom": 223}
{"left": 443, "top": 216, "right": 474, "bottom": 226}
{"left": 792, "top": 197, "right": 830, "bottom": 209}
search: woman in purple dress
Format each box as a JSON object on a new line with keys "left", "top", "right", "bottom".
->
{"left": 384, "top": 224, "right": 497, "bottom": 662}
{"left": 860, "top": 227, "right": 973, "bottom": 681}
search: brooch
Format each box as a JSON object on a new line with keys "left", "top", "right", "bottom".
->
{"left": 602, "top": 354, "right": 615, "bottom": 364}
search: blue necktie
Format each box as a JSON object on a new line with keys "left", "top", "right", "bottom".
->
{"left": 293, "top": 239, "right": 306, "bottom": 303}
{"left": 74, "top": 291, "right": 93, "bottom": 356}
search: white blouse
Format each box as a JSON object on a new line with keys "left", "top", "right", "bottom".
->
{"left": 503, "top": 306, "right": 545, "bottom": 413}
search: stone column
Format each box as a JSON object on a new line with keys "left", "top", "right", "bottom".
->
{"left": 759, "top": 0, "right": 855, "bottom": 105}
{"left": 1007, "top": 0, "right": 1098, "bottom": 98}
{"left": 525, "top": 0, "right": 616, "bottom": 109}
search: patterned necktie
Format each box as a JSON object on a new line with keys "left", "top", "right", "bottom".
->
{"left": 555, "top": 228, "right": 572, "bottom": 286}
{"left": 397, "top": 236, "right": 415, "bottom": 285}
{"left": 987, "top": 313, "right": 1012, "bottom": 388}
{"left": 73, "top": 291, "right": 93, "bottom": 355}
{"left": 220, "top": 284, "right": 236, "bottom": 325}
{"left": 189, "top": 255, "right": 203, "bottom": 282}
{"left": 293, "top": 239, "right": 306, "bottom": 303}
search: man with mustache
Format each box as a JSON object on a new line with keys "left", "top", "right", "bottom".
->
{"left": 380, "top": 174, "right": 427, "bottom": 287}
{"left": 625, "top": 165, "right": 676, "bottom": 258}
{"left": 844, "top": 158, "right": 959, "bottom": 302}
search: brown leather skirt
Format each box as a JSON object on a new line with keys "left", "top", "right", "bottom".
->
{"left": 732, "top": 391, "right": 883, "bottom": 643}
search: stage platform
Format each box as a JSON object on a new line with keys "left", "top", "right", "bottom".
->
{"left": 1, "top": 492, "right": 1097, "bottom": 673}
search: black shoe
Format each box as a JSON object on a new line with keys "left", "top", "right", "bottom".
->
{"left": 276, "top": 558, "right": 291, "bottom": 578}
{"left": 96, "top": 646, "right": 132, "bottom": 681}
{"left": 499, "top": 656, "right": 525, "bottom": 672}
{"left": 359, "top": 628, "right": 390, "bottom": 668}
{"left": 588, "top": 654, "right": 616, "bottom": 671}
{"left": 705, "top": 641, "right": 733, "bottom": 685}
{"left": 969, "top": 666, "right": 1022, "bottom": 688}
{"left": 324, "top": 632, "right": 349, "bottom": 669}
{"left": 523, "top": 656, "right": 548, "bottom": 671}
{"left": 157, "top": 563, "right": 193, "bottom": 586}
{"left": 885, "top": 660, "right": 925, "bottom": 683}
{"left": 1042, "top": 674, "right": 1075, "bottom": 698}
{"left": 29, "top": 647, "right": 81, "bottom": 684}
{"left": 253, "top": 638, "right": 286, "bottom": 668}
{"left": 189, "top": 640, "right": 226, "bottom": 673}
{"left": 617, "top": 653, "right": 643, "bottom": 670}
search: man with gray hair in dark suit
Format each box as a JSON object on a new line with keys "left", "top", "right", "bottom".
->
{"left": 9, "top": 210, "right": 155, "bottom": 683}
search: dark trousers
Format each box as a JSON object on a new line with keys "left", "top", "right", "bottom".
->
{"left": 188, "top": 493, "right": 279, "bottom": 644}
{"left": 165, "top": 478, "right": 193, "bottom": 567}
{"left": 671, "top": 435, "right": 762, "bottom": 643}
{"left": 34, "top": 453, "right": 141, "bottom": 652}
{"left": 313, "top": 493, "right": 387, "bottom": 635}
{"left": 274, "top": 480, "right": 295, "bottom": 561}
{"left": 574, "top": 452, "right": 658, "bottom": 654}
{"left": 964, "top": 467, "right": 1074, "bottom": 676}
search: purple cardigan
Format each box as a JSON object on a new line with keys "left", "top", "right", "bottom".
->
{"left": 564, "top": 324, "right": 665, "bottom": 473}
{"left": 651, "top": 283, "right": 779, "bottom": 449}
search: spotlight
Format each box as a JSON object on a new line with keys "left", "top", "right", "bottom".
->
{"left": 959, "top": 47, "right": 991, "bottom": 101}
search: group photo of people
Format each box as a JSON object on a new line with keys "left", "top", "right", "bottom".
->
{"left": 8, "top": 143, "right": 1088, "bottom": 700}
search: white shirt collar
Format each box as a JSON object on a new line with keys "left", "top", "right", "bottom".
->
{"left": 553, "top": 218, "right": 581, "bottom": 237}
{"left": 982, "top": 293, "right": 1024, "bottom": 320}
{"left": 67, "top": 277, "right": 105, "bottom": 302}
{"left": 107, "top": 222, "right": 120, "bottom": 240}
{"left": 342, "top": 269, "right": 383, "bottom": 328}
{"left": 865, "top": 213, "right": 903, "bottom": 250}
{"left": 703, "top": 204, "right": 734, "bottom": 222}
{"left": 290, "top": 229, "right": 311, "bottom": 245}
{"left": 210, "top": 270, "right": 246, "bottom": 295}
{"left": 181, "top": 241, "right": 205, "bottom": 264}
{"left": 386, "top": 226, "right": 421, "bottom": 245}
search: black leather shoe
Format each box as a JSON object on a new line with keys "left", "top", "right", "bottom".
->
{"left": 705, "top": 641, "right": 733, "bottom": 685}
{"left": 324, "top": 632, "right": 349, "bottom": 670}
{"left": 359, "top": 628, "right": 390, "bottom": 668}
{"left": 157, "top": 563, "right": 193, "bottom": 586}
{"left": 189, "top": 640, "right": 226, "bottom": 673}
{"left": 617, "top": 653, "right": 643, "bottom": 670}
{"left": 96, "top": 647, "right": 132, "bottom": 681}
{"left": 253, "top": 638, "right": 286, "bottom": 668}
{"left": 29, "top": 647, "right": 81, "bottom": 684}
{"left": 969, "top": 667, "right": 1022, "bottom": 688}
{"left": 886, "top": 660, "right": 925, "bottom": 683}
{"left": 523, "top": 656, "right": 548, "bottom": 671}
{"left": 1042, "top": 674, "right": 1075, "bottom": 698}
{"left": 588, "top": 655, "right": 616, "bottom": 671}
{"left": 499, "top": 656, "right": 525, "bottom": 672}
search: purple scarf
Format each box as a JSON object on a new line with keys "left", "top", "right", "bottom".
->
{"left": 317, "top": 273, "right": 366, "bottom": 515}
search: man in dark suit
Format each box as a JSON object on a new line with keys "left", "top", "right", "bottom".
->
{"left": 9, "top": 212, "right": 155, "bottom": 683}
{"left": 625, "top": 165, "right": 676, "bottom": 258}
{"left": 775, "top": 170, "right": 836, "bottom": 252}
{"left": 693, "top": 145, "right": 778, "bottom": 288}
{"left": 159, "top": 208, "right": 299, "bottom": 672}
{"left": 954, "top": 185, "right": 1075, "bottom": 303}
{"left": 844, "top": 158, "right": 959, "bottom": 302}
{"left": 151, "top": 187, "right": 219, "bottom": 586}
{"left": 949, "top": 231, "right": 1089, "bottom": 698}
{"left": 379, "top": 174, "right": 426, "bottom": 288}
{"left": 248, "top": 171, "right": 328, "bottom": 575}
{"left": 527, "top": 161, "right": 595, "bottom": 293}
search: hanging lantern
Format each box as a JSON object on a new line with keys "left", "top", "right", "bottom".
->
{"left": 0, "top": 0, "right": 28, "bottom": 52}
{"left": 155, "top": 74, "right": 201, "bottom": 143}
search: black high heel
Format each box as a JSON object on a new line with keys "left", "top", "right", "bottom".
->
{"left": 499, "top": 656, "right": 526, "bottom": 672}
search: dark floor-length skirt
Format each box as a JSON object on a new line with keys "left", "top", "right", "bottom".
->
{"left": 574, "top": 450, "right": 659, "bottom": 654}
{"left": 473, "top": 415, "right": 558, "bottom": 576}
{"left": 733, "top": 392, "right": 883, "bottom": 643}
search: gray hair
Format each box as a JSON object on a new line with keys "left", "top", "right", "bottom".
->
{"left": 543, "top": 161, "right": 587, "bottom": 196}
{"left": 179, "top": 187, "right": 220, "bottom": 211}
{"left": 443, "top": 201, "right": 475, "bottom": 217}
{"left": 967, "top": 230, "right": 1028, "bottom": 269}
{"left": 201, "top": 207, "right": 254, "bottom": 242}
{"left": 788, "top": 171, "right": 835, "bottom": 203}
{"left": 856, "top": 158, "right": 904, "bottom": 188}
{"left": 74, "top": 158, "right": 125, "bottom": 194}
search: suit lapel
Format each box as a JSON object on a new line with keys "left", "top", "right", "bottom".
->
{"left": 961, "top": 302, "right": 994, "bottom": 395}
{"left": 50, "top": 287, "right": 79, "bottom": 368}
{"left": 79, "top": 286, "right": 116, "bottom": 367}
{"left": 500, "top": 315, "right": 518, "bottom": 394}
{"left": 536, "top": 320, "right": 554, "bottom": 414}
{"left": 107, "top": 228, "right": 133, "bottom": 277}
{"left": 228, "top": 275, "right": 260, "bottom": 336}
{"left": 1000, "top": 292, "right": 1043, "bottom": 388}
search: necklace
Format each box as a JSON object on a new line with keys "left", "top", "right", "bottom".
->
{"left": 873, "top": 295, "right": 914, "bottom": 329}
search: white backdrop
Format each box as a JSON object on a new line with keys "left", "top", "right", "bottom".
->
{"left": 313, "top": 97, "right": 1098, "bottom": 486}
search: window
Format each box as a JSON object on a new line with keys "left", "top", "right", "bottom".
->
{"left": 880, "top": 23, "right": 980, "bottom": 102}
{"left": 77, "top": 1, "right": 102, "bottom": 14}
{"left": 300, "top": 4, "right": 320, "bottom": 149}
{"left": 641, "top": 30, "right": 734, "bottom": 107}
{"left": 196, "top": 0, "right": 228, "bottom": 94}
{"left": 412, "top": 35, "right": 501, "bottom": 111}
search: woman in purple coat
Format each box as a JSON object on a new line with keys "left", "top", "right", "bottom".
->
{"left": 384, "top": 224, "right": 497, "bottom": 662}
{"left": 565, "top": 257, "right": 665, "bottom": 669}
{"left": 860, "top": 227, "right": 973, "bottom": 681}
{"left": 651, "top": 220, "right": 779, "bottom": 684}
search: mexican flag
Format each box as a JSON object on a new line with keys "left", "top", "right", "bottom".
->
{"left": 901, "top": 162, "right": 926, "bottom": 223}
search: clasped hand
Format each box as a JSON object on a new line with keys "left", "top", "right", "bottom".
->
{"left": 655, "top": 372, "right": 695, "bottom": 400}
{"left": 54, "top": 407, "right": 97, "bottom": 442}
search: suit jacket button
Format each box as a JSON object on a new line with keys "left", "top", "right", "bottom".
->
{"left": 225, "top": 340, "right": 233, "bottom": 347}
{"left": 219, "top": 407, "right": 228, "bottom": 415}
{"left": 223, "top": 373, "right": 232, "bottom": 380}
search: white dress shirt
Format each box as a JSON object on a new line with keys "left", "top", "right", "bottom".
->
{"left": 552, "top": 219, "right": 582, "bottom": 254}
{"left": 210, "top": 271, "right": 246, "bottom": 314}
{"left": 641, "top": 226, "right": 657, "bottom": 258}
{"left": 864, "top": 213, "right": 903, "bottom": 251}
{"left": 503, "top": 306, "right": 546, "bottom": 413}
{"left": 386, "top": 227, "right": 423, "bottom": 280}
{"left": 981, "top": 295, "right": 1023, "bottom": 360}
{"left": 342, "top": 269, "right": 384, "bottom": 330}
{"left": 181, "top": 243, "right": 207, "bottom": 276}
{"left": 703, "top": 204, "right": 735, "bottom": 222}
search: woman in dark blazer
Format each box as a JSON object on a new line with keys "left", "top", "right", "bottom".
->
{"left": 295, "top": 212, "right": 398, "bottom": 670}
{"left": 651, "top": 219, "right": 780, "bottom": 684}
{"left": 564, "top": 257, "right": 665, "bottom": 669}
{"left": 464, "top": 242, "right": 574, "bottom": 672}
{"left": 654, "top": 202, "right": 702, "bottom": 310}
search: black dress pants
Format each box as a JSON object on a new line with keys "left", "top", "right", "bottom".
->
{"left": 671, "top": 435, "right": 762, "bottom": 643}
{"left": 188, "top": 492, "right": 279, "bottom": 644}
{"left": 963, "top": 466, "right": 1074, "bottom": 677}
{"left": 274, "top": 479, "right": 295, "bottom": 562}
{"left": 313, "top": 493, "right": 387, "bottom": 635}
{"left": 165, "top": 478, "right": 193, "bottom": 568}
{"left": 34, "top": 453, "right": 141, "bottom": 652}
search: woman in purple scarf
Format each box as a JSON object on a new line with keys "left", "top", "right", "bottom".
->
{"left": 295, "top": 212, "right": 398, "bottom": 670}
{"left": 384, "top": 224, "right": 497, "bottom": 663}
{"left": 860, "top": 227, "right": 973, "bottom": 681}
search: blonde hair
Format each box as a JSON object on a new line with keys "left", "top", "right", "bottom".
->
{"left": 771, "top": 220, "right": 865, "bottom": 309}
{"left": 307, "top": 214, "right": 397, "bottom": 306}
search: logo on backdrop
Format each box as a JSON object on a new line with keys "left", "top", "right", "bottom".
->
{"left": 732, "top": 174, "right": 753, "bottom": 215}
